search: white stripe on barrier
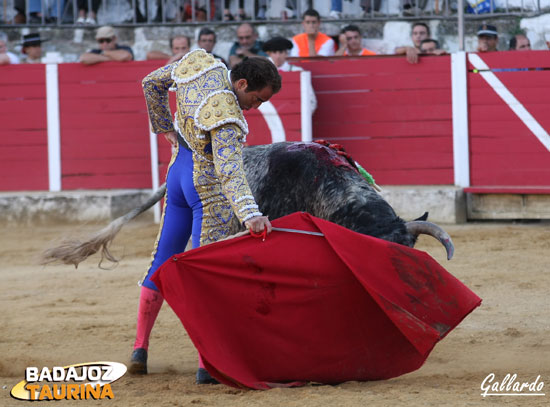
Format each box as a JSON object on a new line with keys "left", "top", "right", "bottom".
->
{"left": 149, "top": 130, "right": 161, "bottom": 224}
{"left": 258, "top": 101, "right": 286, "bottom": 143}
{"left": 468, "top": 53, "right": 550, "bottom": 152}
{"left": 451, "top": 51, "right": 470, "bottom": 187}
{"left": 300, "top": 71, "right": 313, "bottom": 142}
{"left": 46, "top": 63, "right": 61, "bottom": 191}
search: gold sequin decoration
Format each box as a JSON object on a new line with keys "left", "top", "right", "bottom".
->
{"left": 143, "top": 54, "right": 257, "bottom": 248}
{"left": 195, "top": 91, "right": 246, "bottom": 133}
{"left": 171, "top": 49, "right": 223, "bottom": 82}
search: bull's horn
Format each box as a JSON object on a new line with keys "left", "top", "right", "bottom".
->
{"left": 405, "top": 220, "right": 454, "bottom": 260}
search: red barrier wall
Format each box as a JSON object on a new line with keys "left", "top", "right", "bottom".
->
{"left": 2, "top": 54, "right": 549, "bottom": 193}
{"left": 58, "top": 62, "right": 155, "bottom": 190}
{"left": 467, "top": 51, "right": 550, "bottom": 187}
{"left": 0, "top": 65, "right": 49, "bottom": 191}
{"left": 294, "top": 56, "right": 454, "bottom": 185}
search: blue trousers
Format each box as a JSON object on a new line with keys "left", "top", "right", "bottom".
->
{"left": 141, "top": 146, "right": 204, "bottom": 291}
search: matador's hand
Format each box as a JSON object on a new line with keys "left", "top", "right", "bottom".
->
{"left": 245, "top": 216, "right": 272, "bottom": 235}
{"left": 163, "top": 131, "right": 178, "bottom": 147}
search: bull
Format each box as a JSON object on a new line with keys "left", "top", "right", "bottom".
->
{"left": 42, "top": 141, "right": 453, "bottom": 267}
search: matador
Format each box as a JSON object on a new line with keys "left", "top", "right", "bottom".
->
{"left": 131, "top": 49, "right": 281, "bottom": 384}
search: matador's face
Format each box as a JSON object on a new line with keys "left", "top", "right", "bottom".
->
{"left": 233, "top": 79, "right": 274, "bottom": 111}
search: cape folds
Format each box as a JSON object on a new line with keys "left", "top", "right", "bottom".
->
{"left": 152, "top": 212, "right": 481, "bottom": 389}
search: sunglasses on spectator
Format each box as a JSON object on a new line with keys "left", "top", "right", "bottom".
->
{"left": 97, "top": 38, "right": 113, "bottom": 44}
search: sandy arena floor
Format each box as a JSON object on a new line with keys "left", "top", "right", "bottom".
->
{"left": 1, "top": 218, "right": 549, "bottom": 406}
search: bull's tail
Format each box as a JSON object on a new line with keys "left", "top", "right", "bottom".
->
{"left": 41, "top": 184, "right": 167, "bottom": 269}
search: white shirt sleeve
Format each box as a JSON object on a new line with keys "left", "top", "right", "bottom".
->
{"left": 308, "top": 80, "right": 317, "bottom": 113}
{"left": 7, "top": 52, "right": 20, "bottom": 64}
{"left": 289, "top": 39, "right": 299, "bottom": 57}
{"left": 318, "top": 38, "right": 335, "bottom": 57}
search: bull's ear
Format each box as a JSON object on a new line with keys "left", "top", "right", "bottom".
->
{"left": 414, "top": 212, "right": 429, "bottom": 221}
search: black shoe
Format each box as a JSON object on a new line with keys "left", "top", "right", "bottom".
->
{"left": 129, "top": 348, "right": 148, "bottom": 374}
{"left": 196, "top": 368, "right": 219, "bottom": 384}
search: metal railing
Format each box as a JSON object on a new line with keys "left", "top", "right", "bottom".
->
{"left": 1, "top": 0, "right": 549, "bottom": 25}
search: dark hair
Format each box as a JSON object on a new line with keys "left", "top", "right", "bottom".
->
{"left": 508, "top": 36, "right": 517, "bottom": 50}
{"left": 198, "top": 27, "right": 216, "bottom": 41}
{"left": 169, "top": 35, "right": 190, "bottom": 49}
{"left": 342, "top": 25, "right": 361, "bottom": 35}
{"left": 509, "top": 34, "right": 527, "bottom": 50}
{"left": 302, "top": 8, "right": 320, "bottom": 20}
{"left": 412, "top": 22, "right": 430, "bottom": 36}
{"left": 230, "top": 56, "right": 281, "bottom": 94}
{"left": 420, "top": 38, "right": 439, "bottom": 49}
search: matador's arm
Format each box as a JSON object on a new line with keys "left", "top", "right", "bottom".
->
{"left": 211, "top": 124, "right": 262, "bottom": 224}
{"left": 142, "top": 63, "right": 177, "bottom": 134}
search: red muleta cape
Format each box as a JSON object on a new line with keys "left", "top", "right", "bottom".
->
{"left": 151, "top": 212, "right": 481, "bottom": 389}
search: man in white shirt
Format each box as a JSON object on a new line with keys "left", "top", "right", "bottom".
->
{"left": 264, "top": 36, "right": 317, "bottom": 114}
{"left": 290, "top": 9, "right": 335, "bottom": 57}
{"left": 0, "top": 32, "right": 20, "bottom": 65}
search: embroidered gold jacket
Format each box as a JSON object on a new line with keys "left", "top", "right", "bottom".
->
{"left": 142, "top": 49, "right": 262, "bottom": 225}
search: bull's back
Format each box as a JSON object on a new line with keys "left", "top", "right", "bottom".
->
{"left": 237, "top": 142, "right": 415, "bottom": 248}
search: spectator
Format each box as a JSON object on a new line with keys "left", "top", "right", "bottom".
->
{"left": 336, "top": 25, "right": 376, "bottom": 56}
{"left": 395, "top": 22, "right": 430, "bottom": 64}
{"left": 477, "top": 24, "right": 498, "bottom": 52}
{"left": 329, "top": 0, "right": 343, "bottom": 19}
{"left": 263, "top": 36, "right": 317, "bottom": 113}
{"left": 22, "top": 0, "right": 65, "bottom": 23}
{"left": 197, "top": 28, "right": 227, "bottom": 66}
{"left": 180, "top": 2, "right": 215, "bottom": 21}
{"left": 20, "top": 33, "right": 47, "bottom": 64}
{"left": 80, "top": 26, "right": 134, "bottom": 65}
{"left": 361, "top": 0, "right": 381, "bottom": 14}
{"left": 0, "top": 32, "right": 20, "bottom": 65}
{"left": 146, "top": 35, "right": 191, "bottom": 63}
{"left": 76, "top": 0, "right": 101, "bottom": 24}
{"left": 195, "top": 6, "right": 207, "bottom": 20}
{"left": 290, "top": 9, "right": 335, "bottom": 57}
{"left": 509, "top": 34, "right": 531, "bottom": 51}
{"left": 223, "top": 0, "right": 246, "bottom": 20}
{"left": 228, "top": 23, "right": 266, "bottom": 68}
{"left": 263, "top": 36, "right": 300, "bottom": 71}
{"left": 419, "top": 38, "right": 446, "bottom": 55}
{"left": 402, "top": 0, "right": 428, "bottom": 15}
